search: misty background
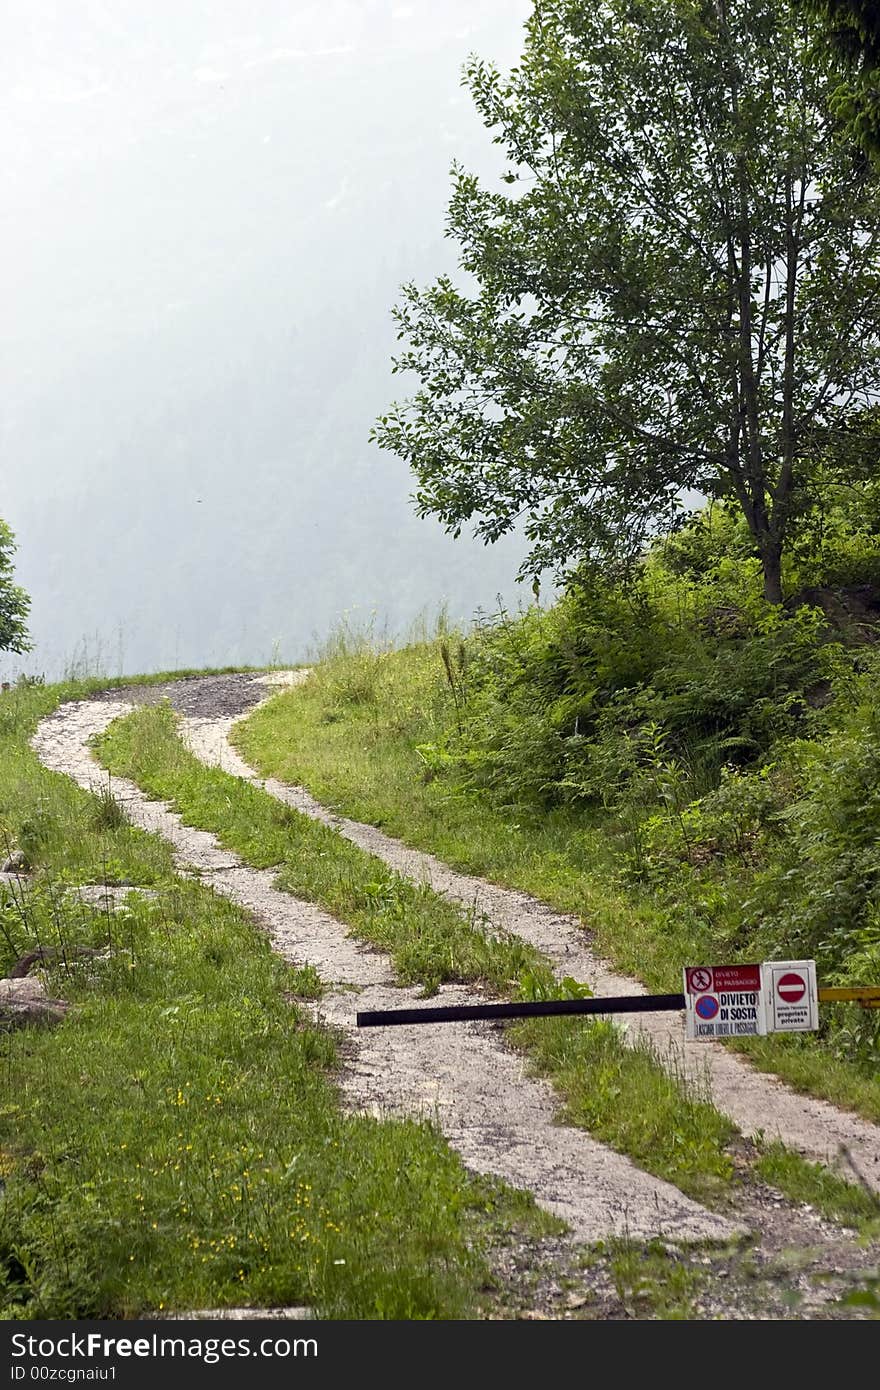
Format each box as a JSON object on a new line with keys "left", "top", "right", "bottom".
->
{"left": 2, "top": 1, "right": 534, "bottom": 681}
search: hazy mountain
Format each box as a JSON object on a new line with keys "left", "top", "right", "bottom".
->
{"left": 2, "top": 1, "right": 533, "bottom": 679}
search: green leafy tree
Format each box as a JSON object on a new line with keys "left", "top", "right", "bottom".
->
{"left": 802, "top": 1, "right": 880, "bottom": 154}
{"left": 0, "top": 521, "right": 32, "bottom": 654}
{"left": 374, "top": 0, "right": 880, "bottom": 603}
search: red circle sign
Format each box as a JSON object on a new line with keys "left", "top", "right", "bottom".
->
{"left": 777, "top": 972, "right": 806, "bottom": 1003}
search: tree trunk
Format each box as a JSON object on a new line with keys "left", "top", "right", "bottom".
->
{"left": 761, "top": 538, "right": 784, "bottom": 605}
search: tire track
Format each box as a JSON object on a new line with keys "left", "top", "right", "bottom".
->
{"left": 182, "top": 673, "right": 880, "bottom": 1195}
{"left": 31, "top": 696, "right": 741, "bottom": 1246}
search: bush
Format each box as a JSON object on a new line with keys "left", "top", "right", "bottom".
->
{"left": 423, "top": 508, "right": 880, "bottom": 1068}
{"left": 442, "top": 559, "right": 832, "bottom": 812}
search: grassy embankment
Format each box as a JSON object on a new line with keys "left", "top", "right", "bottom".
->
{"left": 0, "top": 677, "right": 550, "bottom": 1320}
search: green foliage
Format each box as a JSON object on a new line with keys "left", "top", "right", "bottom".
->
{"left": 436, "top": 560, "right": 832, "bottom": 816}
{"left": 745, "top": 666, "right": 880, "bottom": 1014}
{"left": 0, "top": 684, "right": 523, "bottom": 1319}
{"left": 803, "top": 0, "right": 880, "bottom": 156}
{"left": 89, "top": 778, "right": 128, "bottom": 832}
{"left": 100, "top": 692, "right": 747, "bottom": 1206}
{"left": 97, "top": 701, "right": 548, "bottom": 999}
{"left": 627, "top": 642, "right": 880, "bottom": 1023}
{"left": 409, "top": 513, "right": 880, "bottom": 1070}
{"left": 374, "top": 0, "right": 880, "bottom": 601}
{"left": 512, "top": 1016, "right": 736, "bottom": 1204}
{"left": 0, "top": 521, "right": 31, "bottom": 656}
{"left": 236, "top": 568, "right": 880, "bottom": 1096}
{"left": 601, "top": 1236, "right": 709, "bottom": 1319}
{"left": 0, "top": 879, "right": 501, "bottom": 1319}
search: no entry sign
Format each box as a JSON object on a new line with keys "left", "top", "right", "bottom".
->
{"left": 776, "top": 972, "right": 806, "bottom": 1003}
{"left": 767, "top": 960, "right": 818, "bottom": 1033}
{"left": 683, "top": 960, "right": 819, "bottom": 1040}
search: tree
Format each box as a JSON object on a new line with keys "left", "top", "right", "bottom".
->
{"left": 802, "top": 2, "right": 880, "bottom": 155}
{"left": 373, "top": 0, "right": 880, "bottom": 603}
{"left": 0, "top": 521, "right": 32, "bottom": 654}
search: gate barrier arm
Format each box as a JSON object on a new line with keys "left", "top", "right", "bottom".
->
{"left": 356, "top": 985, "right": 880, "bottom": 1028}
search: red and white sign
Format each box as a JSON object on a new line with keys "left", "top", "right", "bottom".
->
{"left": 683, "top": 964, "right": 765, "bottom": 1040}
{"left": 683, "top": 961, "right": 819, "bottom": 1041}
{"left": 685, "top": 964, "right": 761, "bottom": 996}
{"left": 776, "top": 972, "right": 806, "bottom": 1004}
{"left": 766, "top": 960, "right": 818, "bottom": 1033}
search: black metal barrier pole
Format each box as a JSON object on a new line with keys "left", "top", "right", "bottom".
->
{"left": 357, "top": 991, "right": 686, "bottom": 1028}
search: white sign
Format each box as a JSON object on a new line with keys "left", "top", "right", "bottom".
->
{"left": 764, "top": 959, "right": 819, "bottom": 1033}
{"left": 683, "top": 963, "right": 767, "bottom": 1040}
{"left": 683, "top": 959, "right": 820, "bottom": 1040}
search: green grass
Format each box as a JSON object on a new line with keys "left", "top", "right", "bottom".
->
{"left": 231, "top": 640, "right": 880, "bottom": 1123}
{"left": 0, "top": 886, "right": 509, "bottom": 1319}
{"left": 727, "top": 1033, "right": 880, "bottom": 1127}
{"left": 232, "top": 643, "right": 737, "bottom": 986}
{"left": 4, "top": 669, "right": 875, "bottom": 1324}
{"left": 95, "top": 700, "right": 747, "bottom": 1206}
{"left": 754, "top": 1142, "right": 880, "bottom": 1231}
{"left": 597, "top": 1237, "right": 712, "bottom": 1319}
{"left": 0, "top": 681, "right": 546, "bottom": 1319}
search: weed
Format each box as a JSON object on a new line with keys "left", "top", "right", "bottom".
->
{"left": 605, "top": 1236, "right": 707, "bottom": 1319}
{"left": 90, "top": 778, "right": 127, "bottom": 832}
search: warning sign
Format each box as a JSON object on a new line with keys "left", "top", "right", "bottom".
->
{"left": 683, "top": 960, "right": 820, "bottom": 1041}
{"left": 685, "top": 964, "right": 761, "bottom": 995}
{"left": 683, "top": 964, "right": 766, "bottom": 1040}
{"left": 695, "top": 995, "right": 720, "bottom": 1020}
{"left": 766, "top": 960, "right": 818, "bottom": 1033}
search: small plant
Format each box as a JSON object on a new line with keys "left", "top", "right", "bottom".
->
{"left": 16, "top": 802, "right": 56, "bottom": 866}
{"left": 841, "top": 1268, "right": 880, "bottom": 1314}
{"left": 439, "top": 638, "right": 469, "bottom": 735}
{"left": 90, "top": 778, "right": 127, "bottom": 832}
{"left": 606, "top": 1235, "right": 706, "bottom": 1319}
{"left": 286, "top": 964, "right": 324, "bottom": 1000}
{"left": 754, "top": 1140, "right": 880, "bottom": 1229}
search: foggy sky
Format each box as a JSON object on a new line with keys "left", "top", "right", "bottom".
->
{"left": 2, "top": 1, "right": 533, "bottom": 679}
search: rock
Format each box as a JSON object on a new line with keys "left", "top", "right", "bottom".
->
{"left": 66, "top": 884, "right": 157, "bottom": 910}
{"left": 0, "top": 976, "right": 68, "bottom": 1028}
{"left": 1, "top": 850, "right": 29, "bottom": 873}
{"left": 168, "top": 1306, "right": 314, "bottom": 1321}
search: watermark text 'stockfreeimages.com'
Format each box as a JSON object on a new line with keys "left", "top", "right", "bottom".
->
{"left": 10, "top": 1331, "right": 316, "bottom": 1377}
